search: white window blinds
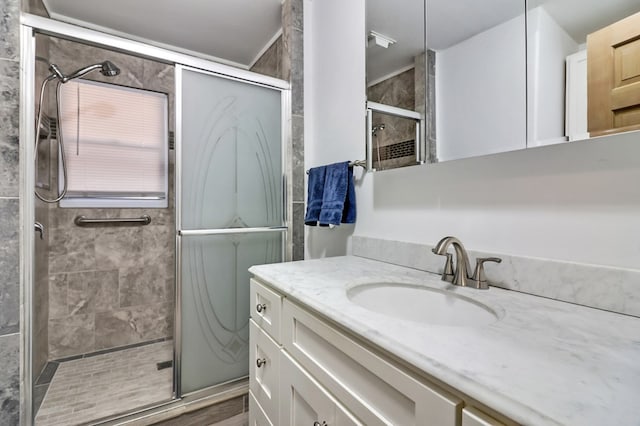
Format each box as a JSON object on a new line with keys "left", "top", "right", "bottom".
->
{"left": 58, "top": 79, "right": 168, "bottom": 207}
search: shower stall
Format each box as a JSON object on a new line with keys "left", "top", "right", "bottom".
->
{"left": 21, "top": 14, "right": 290, "bottom": 426}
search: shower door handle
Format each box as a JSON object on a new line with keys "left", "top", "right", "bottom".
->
{"left": 34, "top": 222, "right": 44, "bottom": 240}
{"left": 178, "top": 226, "right": 287, "bottom": 236}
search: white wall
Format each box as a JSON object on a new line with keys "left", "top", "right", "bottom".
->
{"left": 305, "top": 2, "right": 640, "bottom": 270}
{"left": 355, "top": 131, "right": 640, "bottom": 269}
{"left": 527, "top": 6, "right": 579, "bottom": 146}
{"left": 436, "top": 14, "right": 526, "bottom": 162}
{"left": 303, "top": 0, "right": 366, "bottom": 259}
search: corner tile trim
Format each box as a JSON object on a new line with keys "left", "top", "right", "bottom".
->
{"left": 352, "top": 236, "right": 640, "bottom": 318}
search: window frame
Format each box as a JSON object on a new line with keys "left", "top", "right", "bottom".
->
{"left": 57, "top": 78, "right": 170, "bottom": 209}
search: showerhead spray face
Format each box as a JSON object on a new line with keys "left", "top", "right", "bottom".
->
{"left": 100, "top": 61, "right": 120, "bottom": 77}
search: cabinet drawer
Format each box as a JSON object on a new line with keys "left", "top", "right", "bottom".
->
{"left": 249, "top": 391, "right": 274, "bottom": 426}
{"left": 250, "top": 278, "right": 282, "bottom": 341}
{"left": 249, "top": 320, "right": 280, "bottom": 425}
{"left": 282, "top": 299, "right": 463, "bottom": 426}
{"left": 462, "top": 407, "right": 506, "bottom": 426}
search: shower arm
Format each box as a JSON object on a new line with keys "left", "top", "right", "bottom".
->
{"left": 60, "top": 64, "right": 102, "bottom": 83}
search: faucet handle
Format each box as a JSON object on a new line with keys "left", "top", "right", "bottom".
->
{"left": 432, "top": 248, "right": 455, "bottom": 283}
{"left": 471, "top": 257, "right": 502, "bottom": 289}
{"left": 441, "top": 253, "right": 454, "bottom": 282}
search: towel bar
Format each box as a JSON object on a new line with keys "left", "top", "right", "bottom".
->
{"left": 74, "top": 215, "right": 151, "bottom": 227}
{"left": 306, "top": 160, "right": 366, "bottom": 175}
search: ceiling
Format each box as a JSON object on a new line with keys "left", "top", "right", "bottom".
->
{"left": 536, "top": 0, "right": 639, "bottom": 43}
{"left": 42, "top": 0, "right": 639, "bottom": 81}
{"left": 42, "top": 0, "right": 283, "bottom": 68}
{"left": 366, "top": 0, "right": 424, "bottom": 84}
{"left": 366, "top": 0, "right": 639, "bottom": 84}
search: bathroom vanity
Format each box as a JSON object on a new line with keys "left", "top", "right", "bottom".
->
{"left": 248, "top": 256, "right": 640, "bottom": 426}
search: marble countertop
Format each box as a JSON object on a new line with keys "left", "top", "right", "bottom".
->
{"left": 249, "top": 256, "right": 640, "bottom": 426}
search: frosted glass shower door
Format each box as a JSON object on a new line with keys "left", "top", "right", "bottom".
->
{"left": 177, "top": 66, "right": 285, "bottom": 394}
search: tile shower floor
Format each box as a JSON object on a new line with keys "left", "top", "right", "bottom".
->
{"left": 35, "top": 341, "right": 173, "bottom": 426}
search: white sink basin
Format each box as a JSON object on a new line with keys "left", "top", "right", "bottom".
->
{"left": 347, "top": 283, "right": 499, "bottom": 327}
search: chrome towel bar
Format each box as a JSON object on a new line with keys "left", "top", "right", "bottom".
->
{"left": 306, "top": 160, "right": 366, "bottom": 175}
{"left": 74, "top": 215, "right": 151, "bottom": 227}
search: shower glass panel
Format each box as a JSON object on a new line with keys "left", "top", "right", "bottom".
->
{"left": 180, "top": 233, "right": 282, "bottom": 392}
{"left": 177, "top": 66, "right": 285, "bottom": 394}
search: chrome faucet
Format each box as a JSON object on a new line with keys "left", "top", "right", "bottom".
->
{"left": 432, "top": 236, "right": 501, "bottom": 289}
{"left": 432, "top": 236, "right": 472, "bottom": 286}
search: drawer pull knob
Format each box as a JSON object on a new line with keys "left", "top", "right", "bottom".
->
{"left": 256, "top": 303, "right": 267, "bottom": 313}
{"left": 313, "top": 422, "right": 327, "bottom": 426}
{"left": 256, "top": 358, "right": 267, "bottom": 368}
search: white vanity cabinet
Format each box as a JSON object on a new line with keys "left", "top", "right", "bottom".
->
{"left": 280, "top": 351, "right": 360, "bottom": 426}
{"left": 462, "top": 407, "right": 506, "bottom": 426}
{"left": 249, "top": 277, "right": 511, "bottom": 426}
{"left": 281, "top": 298, "right": 462, "bottom": 425}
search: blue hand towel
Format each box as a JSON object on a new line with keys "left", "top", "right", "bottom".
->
{"left": 319, "top": 161, "right": 356, "bottom": 226}
{"left": 304, "top": 165, "right": 326, "bottom": 226}
{"left": 342, "top": 165, "right": 356, "bottom": 224}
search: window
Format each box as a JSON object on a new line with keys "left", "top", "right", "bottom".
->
{"left": 58, "top": 79, "right": 168, "bottom": 208}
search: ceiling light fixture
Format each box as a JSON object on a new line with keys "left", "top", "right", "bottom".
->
{"left": 368, "top": 31, "right": 396, "bottom": 49}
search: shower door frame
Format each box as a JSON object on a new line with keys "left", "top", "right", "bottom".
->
{"left": 174, "top": 65, "right": 290, "bottom": 396}
{"left": 19, "top": 13, "right": 291, "bottom": 426}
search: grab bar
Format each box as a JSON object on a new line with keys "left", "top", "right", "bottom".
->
{"left": 74, "top": 215, "right": 151, "bottom": 227}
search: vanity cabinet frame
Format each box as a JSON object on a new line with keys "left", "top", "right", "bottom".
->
{"left": 249, "top": 277, "right": 515, "bottom": 426}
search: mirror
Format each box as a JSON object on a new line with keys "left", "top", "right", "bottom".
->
{"left": 367, "top": 0, "right": 640, "bottom": 167}
{"left": 527, "top": 0, "right": 640, "bottom": 146}
{"left": 366, "top": 0, "right": 428, "bottom": 170}
{"left": 426, "top": 0, "right": 527, "bottom": 162}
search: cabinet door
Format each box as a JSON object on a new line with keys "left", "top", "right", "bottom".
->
{"left": 462, "top": 407, "right": 506, "bottom": 426}
{"left": 280, "top": 351, "right": 361, "bottom": 426}
{"left": 249, "top": 320, "right": 280, "bottom": 424}
{"left": 249, "top": 391, "right": 274, "bottom": 426}
{"left": 282, "top": 299, "right": 462, "bottom": 425}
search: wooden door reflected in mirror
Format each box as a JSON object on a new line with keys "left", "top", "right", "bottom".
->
{"left": 528, "top": 0, "right": 640, "bottom": 146}
{"left": 587, "top": 11, "right": 640, "bottom": 137}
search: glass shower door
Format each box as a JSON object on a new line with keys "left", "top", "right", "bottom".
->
{"left": 176, "top": 66, "right": 285, "bottom": 394}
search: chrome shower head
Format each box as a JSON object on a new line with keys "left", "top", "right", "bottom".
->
{"left": 99, "top": 60, "right": 120, "bottom": 77}
{"left": 372, "top": 123, "right": 386, "bottom": 136}
{"left": 48, "top": 61, "right": 121, "bottom": 83}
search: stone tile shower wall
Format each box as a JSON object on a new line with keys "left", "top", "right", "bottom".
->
{"left": 44, "top": 37, "right": 175, "bottom": 359}
{"left": 283, "top": 0, "right": 305, "bottom": 262}
{"left": 250, "top": 0, "right": 304, "bottom": 261}
{"left": 251, "top": 35, "right": 284, "bottom": 80}
{"left": 368, "top": 69, "right": 417, "bottom": 170}
{"left": 0, "top": 0, "right": 21, "bottom": 423}
{"left": 367, "top": 51, "right": 436, "bottom": 168}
